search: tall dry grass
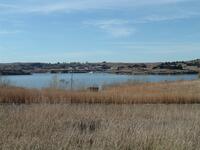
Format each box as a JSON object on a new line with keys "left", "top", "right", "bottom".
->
{"left": 0, "top": 104, "right": 200, "bottom": 150}
{"left": 0, "top": 80, "right": 200, "bottom": 104}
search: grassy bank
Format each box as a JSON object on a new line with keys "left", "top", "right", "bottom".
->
{"left": 0, "top": 80, "right": 200, "bottom": 104}
{"left": 0, "top": 104, "right": 200, "bottom": 149}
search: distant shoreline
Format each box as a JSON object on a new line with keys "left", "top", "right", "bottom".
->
{"left": 0, "top": 59, "right": 199, "bottom": 76}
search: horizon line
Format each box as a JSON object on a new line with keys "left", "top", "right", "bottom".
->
{"left": 0, "top": 58, "right": 199, "bottom": 64}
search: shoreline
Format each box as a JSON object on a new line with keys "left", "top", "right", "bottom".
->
{"left": 0, "top": 69, "right": 199, "bottom": 76}
{"left": 0, "top": 59, "right": 199, "bottom": 76}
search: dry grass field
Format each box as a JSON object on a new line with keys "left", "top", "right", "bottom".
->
{"left": 0, "top": 80, "right": 200, "bottom": 104}
{"left": 0, "top": 104, "right": 200, "bottom": 150}
{"left": 1, "top": 80, "right": 200, "bottom": 149}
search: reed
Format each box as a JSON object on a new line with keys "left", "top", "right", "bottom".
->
{"left": 0, "top": 80, "right": 200, "bottom": 104}
{"left": 0, "top": 76, "right": 11, "bottom": 88}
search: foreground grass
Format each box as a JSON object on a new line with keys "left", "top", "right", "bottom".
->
{"left": 0, "top": 104, "right": 200, "bottom": 150}
{"left": 0, "top": 80, "right": 200, "bottom": 104}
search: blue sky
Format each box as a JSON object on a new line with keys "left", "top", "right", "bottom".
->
{"left": 0, "top": 0, "right": 200, "bottom": 63}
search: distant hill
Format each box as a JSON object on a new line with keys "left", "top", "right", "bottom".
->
{"left": 0, "top": 59, "right": 199, "bottom": 75}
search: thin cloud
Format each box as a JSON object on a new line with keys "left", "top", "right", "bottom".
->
{"left": 0, "top": 30, "right": 22, "bottom": 35}
{"left": 134, "top": 11, "right": 200, "bottom": 23}
{"left": 0, "top": 3, "right": 18, "bottom": 9}
{"left": 83, "top": 10, "right": 200, "bottom": 38}
{"left": 112, "top": 42, "right": 200, "bottom": 53}
{"left": 83, "top": 9, "right": 200, "bottom": 37}
{"left": 84, "top": 19, "right": 135, "bottom": 38}
{"left": 0, "top": 0, "right": 190, "bottom": 14}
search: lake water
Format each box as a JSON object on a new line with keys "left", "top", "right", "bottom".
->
{"left": 2, "top": 73, "right": 198, "bottom": 89}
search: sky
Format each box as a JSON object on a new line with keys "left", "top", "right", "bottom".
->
{"left": 0, "top": 0, "right": 200, "bottom": 63}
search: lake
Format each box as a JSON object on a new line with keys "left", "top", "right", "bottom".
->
{"left": 2, "top": 73, "right": 198, "bottom": 89}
